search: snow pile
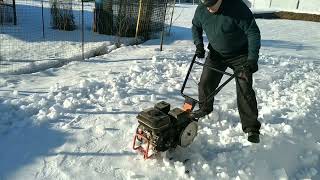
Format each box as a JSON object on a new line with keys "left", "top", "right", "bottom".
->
{"left": 1, "top": 51, "right": 320, "bottom": 179}
{"left": 258, "top": 55, "right": 320, "bottom": 123}
{"left": 0, "top": 56, "right": 189, "bottom": 133}
{"left": 134, "top": 54, "right": 320, "bottom": 180}
{"left": 0, "top": 100, "right": 30, "bottom": 134}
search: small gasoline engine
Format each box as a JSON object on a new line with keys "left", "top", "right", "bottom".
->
{"left": 132, "top": 101, "right": 198, "bottom": 159}
{"left": 133, "top": 54, "right": 241, "bottom": 159}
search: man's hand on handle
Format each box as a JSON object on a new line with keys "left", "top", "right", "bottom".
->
{"left": 195, "top": 44, "right": 205, "bottom": 58}
{"left": 240, "top": 60, "right": 258, "bottom": 82}
{"left": 245, "top": 60, "right": 258, "bottom": 73}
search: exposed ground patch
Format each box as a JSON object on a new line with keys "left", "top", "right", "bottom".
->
{"left": 254, "top": 11, "right": 320, "bottom": 22}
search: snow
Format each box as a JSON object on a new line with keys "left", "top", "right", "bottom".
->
{"left": 1, "top": 2, "right": 320, "bottom": 180}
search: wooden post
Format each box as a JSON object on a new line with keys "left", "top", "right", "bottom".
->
{"left": 135, "top": 0, "right": 143, "bottom": 39}
{"left": 93, "top": 8, "right": 96, "bottom": 32}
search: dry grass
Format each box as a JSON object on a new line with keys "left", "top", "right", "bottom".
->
{"left": 254, "top": 11, "right": 320, "bottom": 22}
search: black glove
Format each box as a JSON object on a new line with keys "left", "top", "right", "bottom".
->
{"left": 244, "top": 60, "right": 258, "bottom": 73}
{"left": 195, "top": 44, "right": 205, "bottom": 58}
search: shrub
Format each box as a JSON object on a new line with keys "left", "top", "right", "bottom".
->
{"left": 50, "top": 0, "right": 76, "bottom": 31}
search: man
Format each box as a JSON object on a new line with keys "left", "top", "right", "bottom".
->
{"left": 191, "top": 0, "right": 261, "bottom": 143}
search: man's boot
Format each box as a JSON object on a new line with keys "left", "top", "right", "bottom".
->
{"left": 247, "top": 131, "right": 260, "bottom": 143}
{"left": 191, "top": 108, "right": 212, "bottom": 119}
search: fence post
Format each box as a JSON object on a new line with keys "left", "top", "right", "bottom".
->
{"left": 81, "top": 0, "right": 84, "bottom": 60}
{"left": 42, "top": 0, "right": 45, "bottom": 39}
{"left": 269, "top": 0, "right": 272, "bottom": 8}
{"left": 296, "top": 0, "right": 300, "bottom": 9}
{"left": 13, "top": 0, "right": 17, "bottom": 25}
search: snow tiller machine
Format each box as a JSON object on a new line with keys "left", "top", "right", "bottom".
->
{"left": 133, "top": 54, "right": 241, "bottom": 159}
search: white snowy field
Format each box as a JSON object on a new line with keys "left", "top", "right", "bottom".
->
{"left": 1, "top": 3, "right": 320, "bottom": 180}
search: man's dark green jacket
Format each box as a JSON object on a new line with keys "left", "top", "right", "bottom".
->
{"left": 192, "top": 0, "right": 261, "bottom": 63}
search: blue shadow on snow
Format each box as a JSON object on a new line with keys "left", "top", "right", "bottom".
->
{"left": 0, "top": 120, "right": 68, "bottom": 179}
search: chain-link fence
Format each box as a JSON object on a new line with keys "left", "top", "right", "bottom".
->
{"left": 94, "top": 0, "right": 175, "bottom": 42}
{"left": 0, "top": 0, "right": 175, "bottom": 74}
{"left": 175, "top": 0, "right": 199, "bottom": 4}
{"left": 0, "top": 0, "right": 17, "bottom": 25}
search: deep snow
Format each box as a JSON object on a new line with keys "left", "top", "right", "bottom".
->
{"left": 1, "top": 3, "right": 320, "bottom": 180}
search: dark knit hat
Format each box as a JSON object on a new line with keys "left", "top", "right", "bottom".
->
{"left": 201, "top": 0, "right": 219, "bottom": 7}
